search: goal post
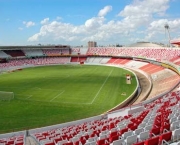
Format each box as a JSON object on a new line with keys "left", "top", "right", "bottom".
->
{"left": 0, "top": 91, "right": 14, "bottom": 101}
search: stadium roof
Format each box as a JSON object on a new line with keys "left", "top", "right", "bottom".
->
{"left": 128, "top": 42, "right": 164, "bottom": 47}
{"left": 0, "top": 45, "right": 70, "bottom": 50}
{"left": 171, "top": 39, "right": 180, "bottom": 46}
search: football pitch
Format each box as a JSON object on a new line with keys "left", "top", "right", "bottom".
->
{"left": 0, "top": 65, "right": 137, "bottom": 133}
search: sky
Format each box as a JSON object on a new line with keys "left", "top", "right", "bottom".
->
{"left": 0, "top": 0, "right": 180, "bottom": 46}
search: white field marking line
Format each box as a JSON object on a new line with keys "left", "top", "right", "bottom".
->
{"left": 15, "top": 94, "right": 33, "bottom": 99}
{"left": 33, "top": 87, "right": 63, "bottom": 92}
{"left": 50, "top": 91, "right": 65, "bottom": 102}
{"left": 34, "top": 87, "right": 41, "bottom": 90}
{"left": 0, "top": 87, "right": 28, "bottom": 89}
{"left": 54, "top": 101, "right": 91, "bottom": 105}
{"left": 43, "top": 75, "right": 69, "bottom": 79}
{"left": 26, "top": 95, "right": 32, "bottom": 99}
{"left": 90, "top": 69, "right": 113, "bottom": 104}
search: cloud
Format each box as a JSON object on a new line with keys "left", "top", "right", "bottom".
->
{"left": 118, "top": 0, "right": 169, "bottom": 17}
{"left": 56, "top": 16, "right": 62, "bottom": 20}
{"left": 23, "top": 21, "right": 35, "bottom": 28}
{"left": 98, "top": 5, "right": 112, "bottom": 17}
{"left": 85, "top": 17, "right": 105, "bottom": 29}
{"left": 41, "top": 18, "right": 49, "bottom": 25}
{"left": 28, "top": 2, "right": 180, "bottom": 45}
{"left": 18, "top": 27, "right": 23, "bottom": 30}
{"left": 145, "top": 19, "right": 180, "bottom": 41}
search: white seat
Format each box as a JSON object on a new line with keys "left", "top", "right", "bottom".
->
{"left": 125, "top": 134, "right": 137, "bottom": 145}
{"left": 110, "top": 128, "right": 118, "bottom": 133}
{"left": 57, "top": 140, "right": 68, "bottom": 145}
{"left": 40, "top": 140, "right": 53, "bottom": 145}
{"left": 138, "top": 123, "right": 146, "bottom": 128}
{"left": 171, "top": 121, "right": 180, "bottom": 131}
{"left": 99, "top": 130, "right": 108, "bottom": 136}
{"left": 177, "top": 116, "right": 180, "bottom": 121}
{"left": 98, "top": 134, "right": 108, "bottom": 140}
{"left": 138, "top": 131, "right": 149, "bottom": 141}
{"left": 110, "top": 138, "right": 124, "bottom": 145}
{"left": 118, "top": 124, "right": 126, "bottom": 130}
{"left": 144, "top": 125, "right": 152, "bottom": 131}
{"left": 172, "top": 128, "right": 180, "bottom": 142}
{"left": 133, "top": 128, "right": 144, "bottom": 135}
{"left": 71, "top": 137, "right": 79, "bottom": 143}
{"left": 84, "top": 140, "right": 96, "bottom": 145}
{"left": 87, "top": 136, "right": 98, "bottom": 143}
{"left": 170, "top": 117, "right": 177, "bottom": 124}
{"left": 122, "top": 131, "right": 133, "bottom": 139}
{"left": 170, "top": 141, "right": 180, "bottom": 145}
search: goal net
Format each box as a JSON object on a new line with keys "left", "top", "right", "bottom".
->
{"left": 0, "top": 91, "right": 14, "bottom": 101}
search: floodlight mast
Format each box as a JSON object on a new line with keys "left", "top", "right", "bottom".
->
{"left": 164, "top": 23, "right": 172, "bottom": 47}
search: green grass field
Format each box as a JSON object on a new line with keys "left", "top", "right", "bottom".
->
{"left": 0, "top": 65, "right": 137, "bottom": 133}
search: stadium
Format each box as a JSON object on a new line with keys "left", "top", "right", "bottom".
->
{"left": 0, "top": 44, "right": 180, "bottom": 145}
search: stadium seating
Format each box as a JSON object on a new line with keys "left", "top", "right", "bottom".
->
{"left": 0, "top": 135, "right": 25, "bottom": 145}
{"left": 42, "top": 49, "right": 62, "bottom": 56}
{"left": 23, "top": 49, "right": 44, "bottom": 57}
{"left": 71, "top": 48, "right": 80, "bottom": 55}
{"left": 26, "top": 90, "right": 180, "bottom": 145}
{"left": 0, "top": 57, "right": 71, "bottom": 70}
{"left": 86, "top": 47, "right": 180, "bottom": 61}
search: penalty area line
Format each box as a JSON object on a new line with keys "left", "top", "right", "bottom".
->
{"left": 90, "top": 69, "right": 113, "bottom": 104}
{"left": 15, "top": 94, "right": 33, "bottom": 99}
{"left": 26, "top": 95, "right": 32, "bottom": 99}
{"left": 50, "top": 91, "right": 65, "bottom": 102}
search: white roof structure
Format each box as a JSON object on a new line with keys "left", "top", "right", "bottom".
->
{"left": 128, "top": 42, "right": 164, "bottom": 47}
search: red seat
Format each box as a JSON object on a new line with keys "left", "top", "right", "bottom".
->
{"left": 133, "top": 141, "right": 144, "bottom": 145}
{"left": 129, "top": 125, "right": 138, "bottom": 131}
{"left": 144, "top": 136, "right": 159, "bottom": 145}
{"left": 15, "top": 143, "right": 24, "bottom": 145}
{"left": 109, "top": 135, "right": 119, "bottom": 143}
{"left": 109, "top": 131, "right": 118, "bottom": 138}
{"left": 74, "top": 140, "right": 86, "bottom": 145}
{"left": 150, "top": 127, "right": 160, "bottom": 137}
{"left": 64, "top": 142, "right": 73, "bottom": 145}
{"left": 119, "top": 128, "right": 128, "bottom": 135}
{"left": 97, "top": 138, "right": 109, "bottom": 145}
{"left": 159, "top": 131, "right": 172, "bottom": 145}
{"left": 54, "top": 137, "right": 63, "bottom": 143}
{"left": 160, "top": 124, "right": 170, "bottom": 133}
{"left": 44, "top": 142, "right": 55, "bottom": 145}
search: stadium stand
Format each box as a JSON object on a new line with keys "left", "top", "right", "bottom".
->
{"left": 79, "top": 47, "right": 89, "bottom": 55}
{"left": 61, "top": 49, "right": 70, "bottom": 55}
{"left": 122, "top": 60, "right": 148, "bottom": 68}
{"left": 139, "top": 63, "right": 164, "bottom": 74}
{"left": 23, "top": 49, "right": 44, "bottom": 57}
{"left": 0, "top": 50, "right": 10, "bottom": 58}
{"left": 70, "top": 57, "right": 87, "bottom": 63}
{"left": 86, "top": 57, "right": 111, "bottom": 64}
{"left": 42, "top": 49, "right": 62, "bottom": 56}
{"left": 107, "top": 58, "right": 131, "bottom": 65}
{"left": 3, "top": 50, "right": 25, "bottom": 57}
{"left": 0, "top": 46, "right": 180, "bottom": 145}
{"left": 86, "top": 47, "right": 180, "bottom": 61}
{"left": 26, "top": 90, "right": 180, "bottom": 145}
{"left": 71, "top": 48, "right": 80, "bottom": 55}
{"left": 0, "top": 57, "right": 70, "bottom": 70}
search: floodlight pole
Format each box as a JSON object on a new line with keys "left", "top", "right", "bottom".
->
{"left": 164, "top": 24, "right": 172, "bottom": 48}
